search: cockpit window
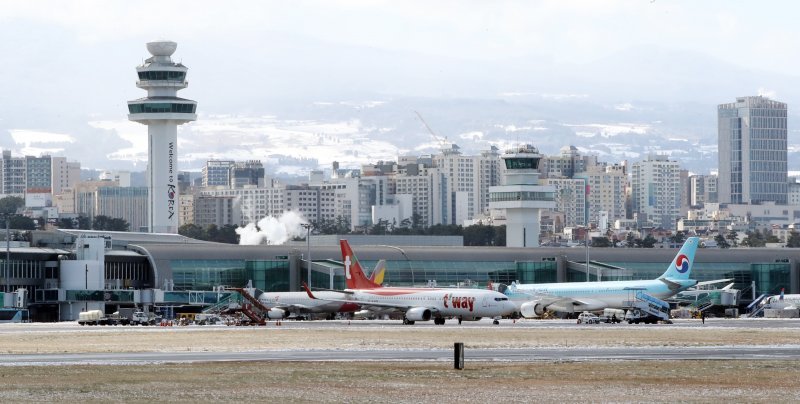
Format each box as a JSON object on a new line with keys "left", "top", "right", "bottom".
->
{"left": 494, "top": 297, "right": 508, "bottom": 301}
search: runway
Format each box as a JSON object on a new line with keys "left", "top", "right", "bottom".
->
{"left": 3, "top": 345, "right": 800, "bottom": 366}
{"left": 3, "top": 317, "right": 800, "bottom": 366}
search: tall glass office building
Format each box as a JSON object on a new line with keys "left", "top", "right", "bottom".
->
{"left": 718, "top": 96, "right": 788, "bottom": 204}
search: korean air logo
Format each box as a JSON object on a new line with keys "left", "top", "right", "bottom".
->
{"left": 674, "top": 254, "right": 690, "bottom": 273}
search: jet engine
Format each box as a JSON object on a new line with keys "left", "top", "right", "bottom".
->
{"left": 266, "top": 308, "right": 289, "bottom": 319}
{"left": 404, "top": 307, "right": 432, "bottom": 322}
{"left": 520, "top": 301, "right": 547, "bottom": 318}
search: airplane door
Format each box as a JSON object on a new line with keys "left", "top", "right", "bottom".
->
{"left": 482, "top": 295, "right": 489, "bottom": 308}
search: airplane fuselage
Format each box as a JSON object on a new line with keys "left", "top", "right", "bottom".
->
{"left": 511, "top": 279, "right": 695, "bottom": 312}
{"left": 348, "top": 287, "right": 516, "bottom": 318}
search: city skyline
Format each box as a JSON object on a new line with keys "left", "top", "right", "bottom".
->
{"left": 2, "top": 1, "right": 800, "bottom": 174}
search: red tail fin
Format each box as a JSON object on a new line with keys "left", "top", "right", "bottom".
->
{"left": 340, "top": 239, "right": 381, "bottom": 289}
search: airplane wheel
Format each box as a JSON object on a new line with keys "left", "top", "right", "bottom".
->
{"left": 493, "top": 319, "right": 500, "bottom": 325}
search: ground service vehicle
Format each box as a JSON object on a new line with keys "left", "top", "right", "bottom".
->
{"left": 77, "top": 309, "right": 157, "bottom": 326}
{"left": 577, "top": 311, "right": 600, "bottom": 324}
{"left": 78, "top": 310, "right": 110, "bottom": 326}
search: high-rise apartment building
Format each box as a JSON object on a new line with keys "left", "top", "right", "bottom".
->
{"left": 202, "top": 160, "right": 235, "bottom": 188}
{"left": 1, "top": 150, "right": 26, "bottom": 196}
{"left": 26, "top": 155, "right": 52, "bottom": 193}
{"left": 51, "top": 157, "right": 81, "bottom": 196}
{"left": 193, "top": 195, "right": 241, "bottom": 227}
{"left": 544, "top": 177, "right": 587, "bottom": 229}
{"left": 631, "top": 154, "right": 681, "bottom": 230}
{"left": 433, "top": 145, "right": 501, "bottom": 225}
{"left": 688, "top": 174, "right": 718, "bottom": 208}
{"left": 76, "top": 185, "right": 149, "bottom": 232}
{"left": 229, "top": 160, "right": 265, "bottom": 188}
{"left": 541, "top": 145, "right": 598, "bottom": 179}
{"left": 178, "top": 194, "right": 194, "bottom": 226}
{"left": 575, "top": 164, "right": 628, "bottom": 227}
{"left": 718, "top": 96, "right": 788, "bottom": 204}
{"left": 199, "top": 187, "right": 284, "bottom": 225}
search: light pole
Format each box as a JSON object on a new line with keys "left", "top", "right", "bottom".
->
{"left": 585, "top": 227, "right": 590, "bottom": 282}
{"left": 379, "top": 245, "right": 412, "bottom": 286}
{"left": 84, "top": 264, "right": 88, "bottom": 312}
{"left": 301, "top": 223, "right": 312, "bottom": 288}
{"left": 4, "top": 216, "right": 9, "bottom": 294}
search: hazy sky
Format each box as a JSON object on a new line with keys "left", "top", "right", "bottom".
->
{"left": 0, "top": 0, "right": 797, "bottom": 170}
{"left": 4, "top": 1, "right": 797, "bottom": 71}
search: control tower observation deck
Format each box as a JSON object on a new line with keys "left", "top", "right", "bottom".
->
{"left": 489, "top": 144, "right": 555, "bottom": 247}
{"left": 127, "top": 40, "right": 197, "bottom": 234}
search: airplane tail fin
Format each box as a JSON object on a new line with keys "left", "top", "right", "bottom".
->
{"left": 340, "top": 240, "right": 381, "bottom": 289}
{"left": 368, "top": 259, "right": 386, "bottom": 285}
{"left": 659, "top": 237, "right": 699, "bottom": 280}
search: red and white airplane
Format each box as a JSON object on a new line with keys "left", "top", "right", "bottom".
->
{"left": 257, "top": 260, "right": 385, "bottom": 320}
{"left": 304, "top": 240, "right": 517, "bottom": 325}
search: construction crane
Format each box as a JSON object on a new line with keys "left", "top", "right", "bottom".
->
{"left": 414, "top": 110, "right": 450, "bottom": 151}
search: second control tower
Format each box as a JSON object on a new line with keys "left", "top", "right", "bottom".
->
{"left": 489, "top": 144, "right": 555, "bottom": 247}
{"left": 127, "top": 40, "right": 197, "bottom": 233}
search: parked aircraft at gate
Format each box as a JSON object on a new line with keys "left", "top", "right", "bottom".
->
{"left": 304, "top": 240, "right": 517, "bottom": 324}
{"left": 506, "top": 237, "right": 700, "bottom": 318}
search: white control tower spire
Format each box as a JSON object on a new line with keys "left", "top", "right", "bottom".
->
{"left": 127, "top": 40, "right": 197, "bottom": 233}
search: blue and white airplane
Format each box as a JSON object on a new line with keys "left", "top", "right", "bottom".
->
{"left": 507, "top": 237, "right": 700, "bottom": 318}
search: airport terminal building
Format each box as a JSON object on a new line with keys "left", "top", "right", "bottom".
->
{"left": 1, "top": 230, "right": 796, "bottom": 321}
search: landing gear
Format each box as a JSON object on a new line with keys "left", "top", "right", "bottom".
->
{"left": 402, "top": 317, "right": 415, "bottom": 325}
{"left": 434, "top": 317, "right": 446, "bottom": 325}
{"left": 493, "top": 319, "right": 500, "bottom": 325}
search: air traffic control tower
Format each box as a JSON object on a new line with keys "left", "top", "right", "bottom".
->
{"left": 127, "top": 40, "right": 197, "bottom": 233}
{"left": 489, "top": 144, "right": 555, "bottom": 247}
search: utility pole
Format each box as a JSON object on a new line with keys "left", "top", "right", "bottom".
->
{"left": 84, "top": 264, "right": 88, "bottom": 312}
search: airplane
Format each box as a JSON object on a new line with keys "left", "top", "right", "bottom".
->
{"left": 302, "top": 240, "right": 518, "bottom": 325}
{"left": 256, "top": 259, "right": 386, "bottom": 320}
{"left": 761, "top": 288, "right": 800, "bottom": 310}
{"left": 505, "top": 237, "right": 700, "bottom": 318}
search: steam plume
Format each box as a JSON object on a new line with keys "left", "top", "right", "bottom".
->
{"left": 236, "top": 211, "right": 309, "bottom": 245}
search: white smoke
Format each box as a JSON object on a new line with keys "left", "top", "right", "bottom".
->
{"left": 757, "top": 87, "right": 777, "bottom": 100}
{"left": 235, "top": 211, "right": 309, "bottom": 245}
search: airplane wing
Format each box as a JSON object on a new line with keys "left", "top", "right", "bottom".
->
{"left": 512, "top": 290, "right": 602, "bottom": 310}
{"left": 301, "top": 283, "right": 438, "bottom": 314}
{"left": 659, "top": 278, "right": 682, "bottom": 291}
{"left": 694, "top": 279, "right": 733, "bottom": 287}
{"left": 269, "top": 304, "right": 317, "bottom": 312}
